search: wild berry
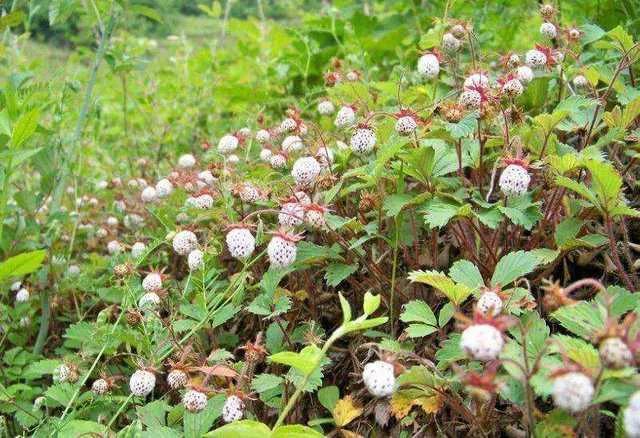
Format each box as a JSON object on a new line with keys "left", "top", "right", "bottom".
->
{"left": 259, "top": 148, "right": 272, "bottom": 161}
{"left": 56, "top": 364, "right": 74, "bottom": 383}
{"left": 106, "top": 216, "right": 119, "bottom": 227}
{"left": 131, "top": 242, "right": 146, "bottom": 258}
{"left": 551, "top": 372, "right": 594, "bottom": 413}
{"left": 395, "top": 115, "right": 418, "bottom": 135}
{"left": 280, "top": 117, "right": 297, "bottom": 132}
{"left": 183, "top": 389, "right": 208, "bottom": 412}
{"left": 226, "top": 227, "right": 256, "bottom": 259}
{"left": 334, "top": 105, "right": 356, "bottom": 128}
{"left": 317, "top": 100, "right": 335, "bottom": 115}
{"left": 442, "top": 32, "right": 461, "bottom": 52}
{"left": 502, "top": 78, "right": 523, "bottom": 97}
{"left": 279, "top": 201, "right": 305, "bottom": 227}
{"left": 458, "top": 89, "right": 482, "bottom": 109}
{"left": 92, "top": 379, "right": 109, "bottom": 395}
{"left": 476, "top": 291, "right": 503, "bottom": 316}
{"left": 463, "top": 73, "right": 490, "bottom": 90}
{"left": 198, "top": 170, "right": 216, "bottom": 186}
{"left": 138, "top": 292, "right": 161, "bottom": 309}
{"left": 237, "top": 183, "right": 261, "bottom": 203}
{"left": 539, "top": 3, "right": 555, "bottom": 19}
{"left": 346, "top": 70, "right": 360, "bottom": 81}
{"left": 362, "top": 360, "right": 396, "bottom": 398}
{"left": 10, "top": 281, "right": 21, "bottom": 292}
{"left": 227, "top": 154, "right": 240, "bottom": 164}
{"left": 350, "top": 126, "right": 376, "bottom": 154}
{"left": 540, "top": 22, "right": 557, "bottom": 39}
{"left": 267, "top": 230, "right": 301, "bottom": 268}
{"left": 516, "top": 65, "right": 534, "bottom": 84}
{"left": 142, "top": 272, "right": 163, "bottom": 292}
{"left": 129, "top": 370, "right": 156, "bottom": 397}
{"left": 218, "top": 134, "right": 239, "bottom": 153}
{"left": 255, "top": 129, "right": 270, "bottom": 143}
{"left": 172, "top": 230, "right": 198, "bottom": 256}
{"left": 525, "top": 49, "right": 547, "bottom": 68}
{"left": 107, "top": 240, "right": 123, "bottom": 255}
{"left": 124, "top": 214, "right": 145, "bottom": 230}
{"left": 155, "top": 180, "right": 174, "bottom": 199}
{"left": 573, "top": 75, "right": 588, "bottom": 88}
{"left": 292, "top": 156, "right": 321, "bottom": 187}
{"left": 498, "top": 164, "right": 531, "bottom": 197}
{"left": 167, "top": 369, "right": 188, "bottom": 389}
{"left": 178, "top": 154, "right": 196, "bottom": 168}
{"left": 193, "top": 194, "right": 214, "bottom": 209}
{"left": 417, "top": 53, "right": 440, "bottom": 78}
{"left": 460, "top": 324, "right": 504, "bottom": 361}
{"left": 222, "top": 395, "right": 245, "bottom": 423}
{"left": 141, "top": 186, "right": 157, "bottom": 203}
{"left": 188, "top": 249, "right": 204, "bottom": 271}
{"left": 304, "top": 203, "right": 328, "bottom": 228}
{"left": 293, "top": 191, "right": 311, "bottom": 205}
{"left": 624, "top": 391, "right": 640, "bottom": 438}
{"left": 15, "top": 288, "right": 29, "bottom": 303}
{"left": 599, "top": 337, "right": 633, "bottom": 369}
{"left": 270, "top": 153, "right": 287, "bottom": 169}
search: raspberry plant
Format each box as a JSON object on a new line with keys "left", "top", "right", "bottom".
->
{"left": 0, "top": 1, "right": 640, "bottom": 437}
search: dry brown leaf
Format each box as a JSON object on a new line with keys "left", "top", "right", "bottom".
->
{"left": 333, "top": 395, "right": 363, "bottom": 427}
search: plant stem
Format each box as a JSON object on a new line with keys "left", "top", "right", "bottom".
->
{"left": 390, "top": 216, "right": 400, "bottom": 336}
{"left": 273, "top": 328, "right": 343, "bottom": 429}
{"left": 605, "top": 215, "right": 636, "bottom": 291}
{"left": 0, "top": 158, "right": 13, "bottom": 247}
{"left": 33, "top": 288, "right": 51, "bottom": 355}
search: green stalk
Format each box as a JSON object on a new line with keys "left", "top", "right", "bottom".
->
{"left": 273, "top": 327, "right": 344, "bottom": 429}
{"left": 49, "top": 5, "right": 118, "bottom": 215}
{"left": 0, "top": 158, "right": 13, "bottom": 246}
{"left": 32, "top": 288, "right": 51, "bottom": 355}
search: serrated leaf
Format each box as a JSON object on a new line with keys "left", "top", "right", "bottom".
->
{"left": 490, "top": 251, "right": 540, "bottom": 288}
{"left": 318, "top": 385, "right": 340, "bottom": 412}
{"left": 324, "top": 263, "right": 358, "bottom": 287}
{"left": 251, "top": 374, "right": 284, "bottom": 394}
{"left": 408, "top": 270, "right": 471, "bottom": 305}
{"left": 269, "top": 345, "right": 322, "bottom": 375}
{"left": 0, "top": 250, "right": 46, "bottom": 281}
{"left": 448, "top": 259, "right": 484, "bottom": 289}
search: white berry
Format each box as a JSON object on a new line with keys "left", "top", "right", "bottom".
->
{"left": 222, "top": 395, "right": 244, "bottom": 423}
{"left": 499, "top": 164, "right": 531, "bottom": 197}
{"left": 226, "top": 228, "right": 256, "bottom": 259}
{"left": 551, "top": 372, "right": 594, "bottom": 413}
{"left": 172, "top": 230, "right": 198, "bottom": 256}
{"left": 183, "top": 389, "right": 208, "bottom": 413}
{"left": 129, "top": 370, "right": 156, "bottom": 397}
{"left": 362, "top": 360, "right": 396, "bottom": 398}
{"left": 460, "top": 324, "right": 504, "bottom": 361}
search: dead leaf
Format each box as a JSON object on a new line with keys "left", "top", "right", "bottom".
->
{"left": 333, "top": 395, "right": 363, "bottom": 427}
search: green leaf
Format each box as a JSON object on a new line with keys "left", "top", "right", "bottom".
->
{"left": 10, "top": 109, "right": 40, "bottom": 148}
{"left": 272, "top": 425, "right": 324, "bottom": 438}
{"left": 408, "top": 270, "right": 472, "bottom": 305}
{"left": 205, "top": 420, "right": 271, "bottom": 438}
{"left": 0, "top": 250, "right": 46, "bottom": 281}
{"left": 551, "top": 302, "right": 605, "bottom": 339}
{"left": 183, "top": 395, "right": 225, "bottom": 438}
{"left": 251, "top": 374, "right": 284, "bottom": 394}
{"left": 383, "top": 193, "right": 414, "bottom": 217}
{"left": 400, "top": 300, "right": 438, "bottom": 338}
{"left": 443, "top": 111, "right": 479, "bottom": 140}
{"left": 363, "top": 292, "right": 381, "bottom": 316}
{"left": 421, "top": 198, "right": 465, "bottom": 229}
{"left": 0, "top": 11, "right": 25, "bottom": 32}
{"left": 490, "top": 251, "right": 540, "bottom": 288}
{"left": 338, "top": 292, "right": 352, "bottom": 323}
{"left": 324, "top": 263, "right": 358, "bottom": 287}
{"left": 448, "top": 260, "right": 484, "bottom": 289}
{"left": 269, "top": 345, "right": 323, "bottom": 375}
{"left": 129, "top": 5, "right": 163, "bottom": 23}
{"left": 318, "top": 385, "right": 340, "bottom": 412}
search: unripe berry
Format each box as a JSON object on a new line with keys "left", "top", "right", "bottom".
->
{"left": 188, "top": 249, "right": 204, "bottom": 271}
{"left": 267, "top": 235, "right": 298, "bottom": 268}
{"left": 516, "top": 66, "right": 534, "bottom": 84}
{"left": 167, "top": 369, "right": 188, "bottom": 389}
{"left": 131, "top": 242, "right": 146, "bottom": 258}
{"left": 395, "top": 116, "right": 418, "bottom": 135}
{"left": 540, "top": 22, "right": 557, "bottom": 39}
{"left": 218, "top": 134, "right": 239, "bottom": 153}
{"left": 624, "top": 391, "right": 640, "bottom": 438}
{"left": 525, "top": 49, "right": 547, "bottom": 68}
{"left": 362, "top": 360, "right": 396, "bottom": 398}
{"left": 222, "top": 395, "right": 244, "bottom": 423}
{"left": 172, "top": 230, "right": 198, "bottom": 256}
{"left": 458, "top": 90, "right": 482, "bottom": 109}
{"left": 477, "top": 291, "right": 503, "bottom": 316}
{"left": 92, "top": 379, "right": 109, "bottom": 395}
{"left": 280, "top": 117, "right": 297, "bottom": 132}
{"left": 599, "top": 337, "right": 633, "bottom": 369}
{"left": 129, "top": 370, "right": 156, "bottom": 397}
{"left": 499, "top": 164, "right": 531, "bottom": 197}
{"left": 292, "top": 156, "right": 321, "bottom": 187}
{"left": 141, "top": 186, "right": 157, "bottom": 203}
{"left": 460, "top": 324, "right": 504, "bottom": 361}
{"left": 256, "top": 129, "right": 271, "bottom": 143}
{"left": 15, "top": 288, "right": 29, "bottom": 303}
{"left": 270, "top": 153, "right": 287, "bottom": 169}
{"left": 417, "top": 53, "right": 440, "bottom": 78}
{"left": 142, "top": 272, "right": 162, "bottom": 292}
{"left": 107, "top": 240, "right": 123, "bottom": 255}
{"left": 350, "top": 127, "right": 376, "bottom": 154}
{"left": 178, "top": 154, "right": 196, "bottom": 168}
{"left": 226, "top": 227, "right": 256, "bottom": 259}
{"left": 317, "top": 100, "right": 335, "bottom": 115}
{"left": 198, "top": 170, "right": 216, "bottom": 186}
{"left": 502, "top": 78, "right": 523, "bottom": 97}
{"left": 183, "top": 389, "right": 208, "bottom": 413}
{"left": 278, "top": 202, "right": 304, "bottom": 227}
{"left": 442, "top": 32, "right": 461, "bottom": 52}
{"left": 573, "top": 75, "right": 588, "bottom": 88}
{"left": 463, "top": 73, "right": 489, "bottom": 90}
{"left": 334, "top": 106, "right": 356, "bottom": 128}
{"left": 551, "top": 372, "right": 594, "bottom": 413}
{"left": 138, "top": 292, "right": 161, "bottom": 309}
{"left": 259, "top": 148, "right": 272, "bottom": 161}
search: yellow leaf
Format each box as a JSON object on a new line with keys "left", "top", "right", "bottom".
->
{"left": 390, "top": 389, "right": 443, "bottom": 419}
{"left": 333, "top": 396, "right": 363, "bottom": 427}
